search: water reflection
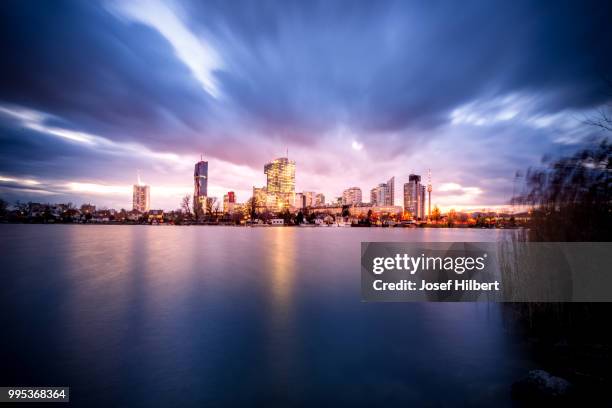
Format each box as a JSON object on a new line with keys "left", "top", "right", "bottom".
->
{"left": 263, "top": 228, "right": 299, "bottom": 393}
{"left": 0, "top": 225, "right": 531, "bottom": 407}
{"left": 267, "top": 228, "right": 297, "bottom": 319}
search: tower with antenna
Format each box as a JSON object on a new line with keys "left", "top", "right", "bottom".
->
{"left": 427, "top": 169, "right": 432, "bottom": 221}
{"left": 133, "top": 170, "right": 150, "bottom": 212}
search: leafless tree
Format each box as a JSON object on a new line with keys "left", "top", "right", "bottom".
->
{"left": 213, "top": 201, "right": 221, "bottom": 220}
{"left": 584, "top": 78, "right": 612, "bottom": 132}
{"left": 585, "top": 106, "right": 612, "bottom": 132}
{"left": 181, "top": 194, "right": 192, "bottom": 216}
{"left": 205, "top": 197, "right": 216, "bottom": 217}
{"left": 247, "top": 197, "right": 257, "bottom": 221}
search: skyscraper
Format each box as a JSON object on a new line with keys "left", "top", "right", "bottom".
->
{"left": 303, "top": 191, "right": 316, "bottom": 207}
{"left": 194, "top": 156, "right": 208, "bottom": 214}
{"left": 252, "top": 186, "right": 267, "bottom": 213}
{"left": 315, "top": 193, "right": 325, "bottom": 206}
{"left": 342, "top": 187, "right": 362, "bottom": 205}
{"left": 295, "top": 192, "right": 305, "bottom": 209}
{"left": 370, "top": 184, "right": 385, "bottom": 205}
{"left": 264, "top": 157, "right": 296, "bottom": 209}
{"left": 403, "top": 174, "right": 425, "bottom": 220}
{"left": 385, "top": 176, "right": 395, "bottom": 206}
{"left": 132, "top": 175, "right": 150, "bottom": 213}
{"left": 370, "top": 177, "right": 394, "bottom": 205}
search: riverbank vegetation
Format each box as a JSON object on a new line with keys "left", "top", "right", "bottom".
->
{"left": 502, "top": 139, "right": 611, "bottom": 403}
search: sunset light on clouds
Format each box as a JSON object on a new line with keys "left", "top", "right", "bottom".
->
{"left": 1, "top": 0, "right": 610, "bottom": 211}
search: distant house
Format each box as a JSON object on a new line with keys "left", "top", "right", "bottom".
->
{"left": 28, "top": 203, "right": 44, "bottom": 217}
{"left": 126, "top": 210, "right": 141, "bottom": 221}
{"left": 90, "top": 209, "right": 112, "bottom": 223}
{"left": 80, "top": 204, "right": 96, "bottom": 214}
{"left": 92, "top": 215, "right": 110, "bottom": 223}
{"left": 62, "top": 208, "right": 81, "bottom": 222}
{"left": 270, "top": 218, "right": 284, "bottom": 225}
{"left": 148, "top": 210, "right": 164, "bottom": 224}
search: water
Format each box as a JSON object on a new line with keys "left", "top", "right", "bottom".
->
{"left": 0, "top": 225, "right": 532, "bottom": 406}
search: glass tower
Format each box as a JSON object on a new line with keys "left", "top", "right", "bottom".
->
{"left": 194, "top": 159, "right": 208, "bottom": 213}
{"left": 264, "top": 157, "right": 296, "bottom": 209}
{"left": 385, "top": 176, "right": 395, "bottom": 206}
{"left": 404, "top": 174, "right": 425, "bottom": 220}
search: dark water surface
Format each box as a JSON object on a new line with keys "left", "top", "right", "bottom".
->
{"left": 0, "top": 225, "right": 532, "bottom": 406}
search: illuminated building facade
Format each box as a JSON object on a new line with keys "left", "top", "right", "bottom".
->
{"left": 315, "top": 193, "right": 325, "bottom": 206}
{"left": 342, "top": 187, "right": 362, "bottom": 205}
{"left": 295, "top": 192, "right": 305, "bottom": 209}
{"left": 404, "top": 174, "right": 426, "bottom": 220}
{"left": 370, "top": 177, "right": 394, "bottom": 206}
{"left": 223, "top": 191, "right": 236, "bottom": 214}
{"left": 370, "top": 184, "right": 385, "bottom": 205}
{"left": 385, "top": 176, "right": 395, "bottom": 206}
{"left": 194, "top": 157, "right": 208, "bottom": 214}
{"left": 132, "top": 183, "right": 150, "bottom": 213}
{"left": 147, "top": 209, "right": 164, "bottom": 223}
{"left": 303, "top": 191, "right": 316, "bottom": 207}
{"left": 253, "top": 186, "right": 266, "bottom": 209}
{"left": 264, "top": 157, "right": 296, "bottom": 210}
{"left": 309, "top": 203, "right": 402, "bottom": 218}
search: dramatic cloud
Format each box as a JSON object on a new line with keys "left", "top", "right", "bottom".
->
{"left": 0, "top": 0, "right": 610, "bottom": 210}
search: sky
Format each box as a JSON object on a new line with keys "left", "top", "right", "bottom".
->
{"left": 0, "top": 0, "right": 611, "bottom": 211}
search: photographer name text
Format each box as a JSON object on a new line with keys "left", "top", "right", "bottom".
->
{"left": 373, "top": 279, "right": 500, "bottom": 292}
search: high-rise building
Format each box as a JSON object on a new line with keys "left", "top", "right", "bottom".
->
{"left": 404, "top": 174, "right": 426, "bottom": 220}
{"left": 370, "top": 177, "right": 394, "bottom": 206}
{"left": 223, "top": 191, "right": 236, "bottom": 214}
{"left": 342, "top": 187, "right": 362, "bottom": 205}
{"left": 315, "top": 193, "right": 325, "bottom": 206}
{"left": 370, "top": 183, "right": 385, "bottom": 205}
{"left": 264, "top": 157, "right": 296, "bottom": 210}
{"left": 132, "top": 175, "right": 150, "bottom": 213}
{"left": 194, "top": 156, "right": 208, "bottom": 214}
{"left": 132, "top": 184, "right": 150, "bottom": 212}
{"left": 303, "top": 191, "right": 315, "bottom": 207}
{"left": 295, "top": 192, "right": 306, "bottom": 209}
{"left": 385, "top": 176, "right": 395, "bottom": 206}
{"left": 252, "top": 186, "right": 267, "bottom": 211}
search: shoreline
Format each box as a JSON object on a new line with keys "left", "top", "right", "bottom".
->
{"left": 0, "top": 221, "right": 515, "bottom": 229}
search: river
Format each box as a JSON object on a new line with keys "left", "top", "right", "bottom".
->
{"left": 0, "top": 225, "right": 533, "bottom": 406}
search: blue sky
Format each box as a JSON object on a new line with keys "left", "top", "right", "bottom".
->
{"left": 0, "top": 0, "right": 610, "bottom": 211}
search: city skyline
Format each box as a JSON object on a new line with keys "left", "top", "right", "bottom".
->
{"left": 165, "top": 154, "right": 436, "bottom": 213}
{"left": 0, "top": 143, "right": 500, "bottom": 212}
{"left": 1, "top": 1, "right": 611, "bottom": 211}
